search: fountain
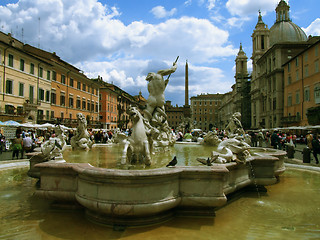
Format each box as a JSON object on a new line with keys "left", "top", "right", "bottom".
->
{"left": 1, "top": 167, "right": 319, "bottom": 239}
{"left": 30, "top": 60, "right": 287, "bottom": 227}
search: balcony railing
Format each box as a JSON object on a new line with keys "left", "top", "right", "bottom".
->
{"left": 281, "top": 115, "right": 301, "bottom": 124}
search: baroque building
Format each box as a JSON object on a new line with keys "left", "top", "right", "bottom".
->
{"left": 250, "top": 0, "right": 309, "bottom": 129}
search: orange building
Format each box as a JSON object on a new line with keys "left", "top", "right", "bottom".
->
{"left": 24, "top": 45, "right": 100, "bottom": 128}
{"left": 283, "top": 36, "right": 320, "bottom": 126}
{"left": 96, "top": 78, "right": 138, "bottom": 130}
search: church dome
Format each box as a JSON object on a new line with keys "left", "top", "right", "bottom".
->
{"left": 269, "top": 0, "right": 307, "bottom": 46}
{"left": 269, "top": 21, "right": 307, "bottom": 46}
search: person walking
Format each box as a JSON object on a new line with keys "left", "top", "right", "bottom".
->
{"left": 311, "top": 134, "right": 320, "bottom": 164}
{"left": 271, "top": 131, "right": 279, "bottom": 149}
{"left": 12, "top": 134, "right": 23, "bottom": 159}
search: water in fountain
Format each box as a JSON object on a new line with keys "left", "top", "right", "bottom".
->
{"left": 0, "top": 168, "right": 319, "bottom": 239}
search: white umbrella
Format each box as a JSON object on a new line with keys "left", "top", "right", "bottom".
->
{"left": 20, "top": 123, "right": 36, "bottom": 128}
{"left": 38, "top": 123, "right": 55, "bottom": 129}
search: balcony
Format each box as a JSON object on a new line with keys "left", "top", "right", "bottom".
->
{"left": 281, "top": 115, "right": 301, "bottom": 124}
{"left": 24, "top": 98, "right": 40, "bottom": 111}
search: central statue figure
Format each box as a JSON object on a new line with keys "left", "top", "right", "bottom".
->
{"left": 143, "top": 60, "right": 178, "bottom": 121}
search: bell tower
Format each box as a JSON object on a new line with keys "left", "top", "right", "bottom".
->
{"left": 251, "top": 10, "right": 269, "bottom": 80}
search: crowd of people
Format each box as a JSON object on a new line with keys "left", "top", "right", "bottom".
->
{"left": 1, "top": 126, "right": 320, "bottom": 164}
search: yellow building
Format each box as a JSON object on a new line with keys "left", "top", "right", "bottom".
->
{"left": 24, "top": 44, "right": 100, "bottom": 128}
{"left": 0, "top": 32, "right": 52, "bottom": 123}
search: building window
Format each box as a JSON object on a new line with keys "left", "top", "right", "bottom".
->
{"left": 82, "top": 99, "right": 86, "bottom": 110}
{"left": 20, "top": 59, "right": 25, "bottom": 71}
{"left": 52, "top": 71, "right": 56, "bottom": 81}
{"left": 87, "top": 100, "right": 90, "bottom": 111}
{"left": 46, "top": 110, "right": 50, "bottom": 120}
{"left": 37, "top": 110, "right": 44, "bottom": 121}
{"left": 304, "top": 52, "right": 308, "bottom": 62}
{"left": 314, "top": 86, "right": 320, "bottom": 104}
{"left": 287, "top": 75, "right": 292, "bottom": 85}
{"left": 77, "top": 81, "right": 81, "bottom": 90}
{"left": 82, "top": 83, "right": 86, "bottom": 91}
{"left": 51, "top": 92, "right": 56, "bottom": 104}
{"left": 315, "top": 60, "right": 319, "bottom": 73}
{"left": 19, "top": 82, "right": 24, "bottom": 96}
{"left": 5, "top": 104, "right": 15, "bottom": 114}
{"left": 8, "top": 54, "right": 13, "bottom": 67}
{"left": 60, "top": 112, "right": 64, "bottom": 119}
{"left": 30, "top": 63, "right": 35, "bottom": 74}
{"left": 47, "top": 70, "right": 50, "bottom": 80}
{"left": 60, "top": 94, "right": 65, "bottom": 106}
{"left": 29, "top": 86, "right": 34, "bottom": 103}
{"left": 5, "top": 80, "right": 13, "bottom": 94}
{"left": 304, "top": 87, "right": 310, "bottom": 102}
{"left": 38, "top": 88, "right": 45, "bottom": 101}
{"left": 288, "top": 95, "right": 292, "bottom": 107}
{"left": 295, "top": 90, "right": 300, "bottom": 104}
{"left": 76, "top": 98, "right": 81, "bottom": 109}
{"left": 69, "top": 97, "right": 74, "bottom": 108}
{"left": 295, "top": 58, "right": 299, "bottom": 67}
{"left": 287, "top": 62, "right": 291, "bottom": 72}
{"left": 61, "top": 75, "right": 66, "bottom": 84}
{"left": 296, "top": 70, "right": 299, "bottom": 81}
{"left": 305, "top": 65, "right": 309, "bottom": 77}
{"left": 70, "top": 78, "right": 74, "bottom": 87}
{"left": 39, "top": 67, "right": 43, "bottom": 78}
{"left": 51, "top": 111, "right": 55, "bottom": 119}
{"left": 17, "top": 106, "right": 23, "bottom": 115}
{"left": 315, "top": 45, "right": 319, "bottom": 57}
{"left": 45, "top": 90, "right": 50, "bottom": 102}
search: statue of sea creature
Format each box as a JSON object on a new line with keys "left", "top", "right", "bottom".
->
{"left": 70, "top": 113, "right": 93, "bottom": 150}
{"left": 122, "top": 106, "right": 157, "bottom": 166}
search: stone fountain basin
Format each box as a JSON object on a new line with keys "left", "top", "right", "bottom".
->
{"left": 34, "top": 148, "right": 286, "bottom": 226}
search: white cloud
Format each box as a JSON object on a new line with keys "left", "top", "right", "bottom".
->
{"left": 150, "top": 6, "right": 177, "bottom": 19}
{"left": 207, "top": 0, "right": 216, "bottom": 10}
{"left": 226, "top": 0, "right": 278, "bottom": 16}
{"left": 0, "top": 0, "right": 239, "bottom": 105}
{"left": 302, "top": 18, "right": 320, "bottom": 36}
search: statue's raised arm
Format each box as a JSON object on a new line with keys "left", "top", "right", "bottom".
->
{"left": 157, "top": 61, "right": 177, "bottom": 76}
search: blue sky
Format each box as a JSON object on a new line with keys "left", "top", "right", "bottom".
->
{"left": 1, "top": 0, "right": 319, "bottom": 106}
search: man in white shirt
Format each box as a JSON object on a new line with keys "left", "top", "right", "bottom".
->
{"left": 22, "top": 133, "right": 33, "bottom": 158}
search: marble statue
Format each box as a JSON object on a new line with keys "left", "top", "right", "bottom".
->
{"left": 121, "top": 106, "right": 156, "bottom": 166}
{"left": 27, "top": 125, "right": 67, "bottom": 178}
{"left": 121, "top": 58, "right": 179, "bottom": 166}
{"left": 112, "top": 129, "right": 128, "bottom": 145}
{"left": 225, "top": 112, "right": 245, "bottom": 137}
{"left": 70, "top": 113, "right": 93, "bottom": 150}
{"left": 202, "top": 130, "right": 222, "bottom": 146}
{"left": 211, "top": 137, "right": 251, "bottom": 164}
{"left": 143, "top": 59, "right": 177, "bottom": 121}
{"left": 40, "top": 125, "right": 67, "bottom": 160}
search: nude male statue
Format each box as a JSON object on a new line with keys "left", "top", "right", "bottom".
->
{"left": 144, "top": 59, "right": 178, "bottom": 121}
